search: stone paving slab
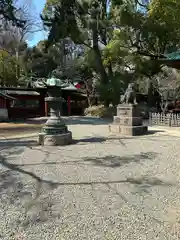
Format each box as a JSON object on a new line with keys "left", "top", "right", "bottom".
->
{"left": 0, "top": 119, "right": 179, "bottom": 239}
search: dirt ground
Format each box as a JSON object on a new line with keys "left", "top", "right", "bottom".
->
{"left": 0, "top": 122, "right": 43, "bottom": 138}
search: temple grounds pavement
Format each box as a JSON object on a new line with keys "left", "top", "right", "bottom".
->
{"left": 0, "top": 116, "right": 180, "bottom": 239}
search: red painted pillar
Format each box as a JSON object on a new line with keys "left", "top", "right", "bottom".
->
{"left": 68, "top": 96, "right": 71, "bottom": 116}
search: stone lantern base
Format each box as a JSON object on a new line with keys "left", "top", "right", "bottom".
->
{"left": 38, "top": 115, "right": 72, "bottom": 146}
{"left": 38, "top": 93, "right": 72, "bottom": 146}
{"left": 38, "top": 131, "right": 72, "bottom": 146}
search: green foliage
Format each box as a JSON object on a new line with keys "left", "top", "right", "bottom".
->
{"left": 43, "top": 0, "right": 59, "bottom": 17}
{"left": 106, "top": 0, "right": 180, "bottom": 98}
{"left": 20, "top": 47, "right": 57, "bottom": 78}
{"left": 0, "top": 49, "right": 17, "bottom": 86}
{"left": 97, "top": 72, "right": 131, "bottom": 106}
{"left": 42, "top": 0, "right": 116, "bottom": 91}
{"left": 36, "top": 40, "right": 48, "bottom": 52}
{"left": 148, "top": 0, "right": 180, "bottom": 51}
{"left": 149, "top": 0, "right": 180, "bottom": 26}
{"left": 84, "top": 105, "right": 116, "bottom": 118}
{"left": 39, "top": 0, "right": 180, "bottom": 106}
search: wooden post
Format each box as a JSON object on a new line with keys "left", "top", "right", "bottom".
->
{"left": 68, "top": 96, "right": 71, "bottom": 116}
{"left": 45, "top": 102, "right": 48, "bottom": 116}
{"left": 39, "top": 90, "right": 46, "bottom": 116}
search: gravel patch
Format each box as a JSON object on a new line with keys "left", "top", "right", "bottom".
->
{"left": 0, "top": 120, "right": 179, "bottom": 239}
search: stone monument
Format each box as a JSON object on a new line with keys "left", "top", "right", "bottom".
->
{"left": 38, "top": 77, "right": 72, "bottom": 146}
{"left": 109, "top": 83, "right": 148, "bottom": 136}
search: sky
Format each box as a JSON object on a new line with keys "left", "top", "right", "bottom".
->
{"left": 28, "top": 0, "right": 47, "bottom": 47}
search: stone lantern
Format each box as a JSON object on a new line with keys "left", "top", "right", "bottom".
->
{"left": 38, "top": 77, "right": 72, "bottom": 146}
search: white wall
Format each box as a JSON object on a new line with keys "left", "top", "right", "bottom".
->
{"left": 0, "top": 108, "right": 8, "bottom": 120}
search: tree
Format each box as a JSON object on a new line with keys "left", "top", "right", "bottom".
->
{"left": 0, "top": 49, "right": 17, "bottom": 86}
{"left": 36, "top": 40, "right": 47, "bottom": 52}
{"left": 68, "top": 55, "right": 96, "bottom": 106}
{"left": 13, "top": 0, "right": 43, "bottom": 42}
{"left": 0, "top": 0, "right": 45, "bottom": 85}
{"left": 152, "top": 67, "right": 180, "bottom": 112}
{"left": 41, "top": 0, "right": 180, "bottom": 107}
{"left": 42, "top": 0, "right": 114, "bottom": 105}
{"left": 148, "top": 0, "right": 180, "bottom": 53}
{"left": 0, "top": 0, "right": 43, "bottom": 85}
{"left": 0, "top": 0, "right": 25, "bottom": 27}
{"left": 20, "top": 46, "right": 58, "bottom": 78}
{"left": 104, "top": 0, "right": 180, "bottom": 106}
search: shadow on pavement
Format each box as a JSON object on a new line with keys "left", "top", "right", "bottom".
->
{"left": 73, "top": 129, "right": 166, "bottom": 145}
{"left": 17, "top": 151, "right": 157, "bottom": 169}
{"left": 0, "top": 151, "right": 172, "bottom": 188}
{"left": 0, "top": 146, "right": 160, "bottom": 189}
{"left": 82, "top": 152, "right": 157, "bottom": 168}
{"left": 0, "top": 146, "right": 174, "bottom": 227}
{"left": 73, "top": 136, "right": 126, "bottom": 146}
{"left": 0, "top": 150, "right": 172, "bottom": 186}
{"left": 146, "top": 130, "right": 165, "bottom": 135}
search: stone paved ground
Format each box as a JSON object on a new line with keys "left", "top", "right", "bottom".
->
{"left": 0, "top": 118, "right": 180, "bottom": 239}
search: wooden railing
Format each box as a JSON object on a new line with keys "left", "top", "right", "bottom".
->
{"left": 149, "top": 112, "right": 180, "bottom": 127}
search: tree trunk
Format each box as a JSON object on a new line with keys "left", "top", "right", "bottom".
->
{"left": 15, "top": 49, "right": 20, "bottom": 81}
{"left": 92, "top": 21, "right": 109, "bottom": 107}
{"left": 108, "top": 61, "right": 113, "bottom": 78}
{"left": 147, "top": 79, "right": 153, "bottom": 108}
{"left": 92, "top": 44, "right": 109, "bottom": 85}
{"left": 84, "top": 79, "right": 96, "bottom": 107}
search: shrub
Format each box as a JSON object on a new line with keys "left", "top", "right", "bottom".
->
{"left": 84, "top": 105, "right": 116, "bottom": 118}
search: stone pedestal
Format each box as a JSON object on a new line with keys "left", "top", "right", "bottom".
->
{"left": 109, "top": 104, "right": 148, "bottom": 136}
{"left": 38, "top": 87, "right": 72, "bottom": 146}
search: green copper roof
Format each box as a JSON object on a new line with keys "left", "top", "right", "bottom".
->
{"left": 164, "top": 51, "right": 180, "bottom": 60}
{"left": 46, "top": 77, "right": 69, "bottom": 88}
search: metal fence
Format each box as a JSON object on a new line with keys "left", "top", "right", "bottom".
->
{"left": 149, "top": 112, "right": 180, "bottom": 127}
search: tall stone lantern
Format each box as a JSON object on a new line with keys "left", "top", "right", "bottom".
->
{"left": 38, "top": 77, "right": 72, "bottom": 146}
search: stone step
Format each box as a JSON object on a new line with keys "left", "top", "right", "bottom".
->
{"left": 109, "top": 124, "right": 148, "bottom": 136}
